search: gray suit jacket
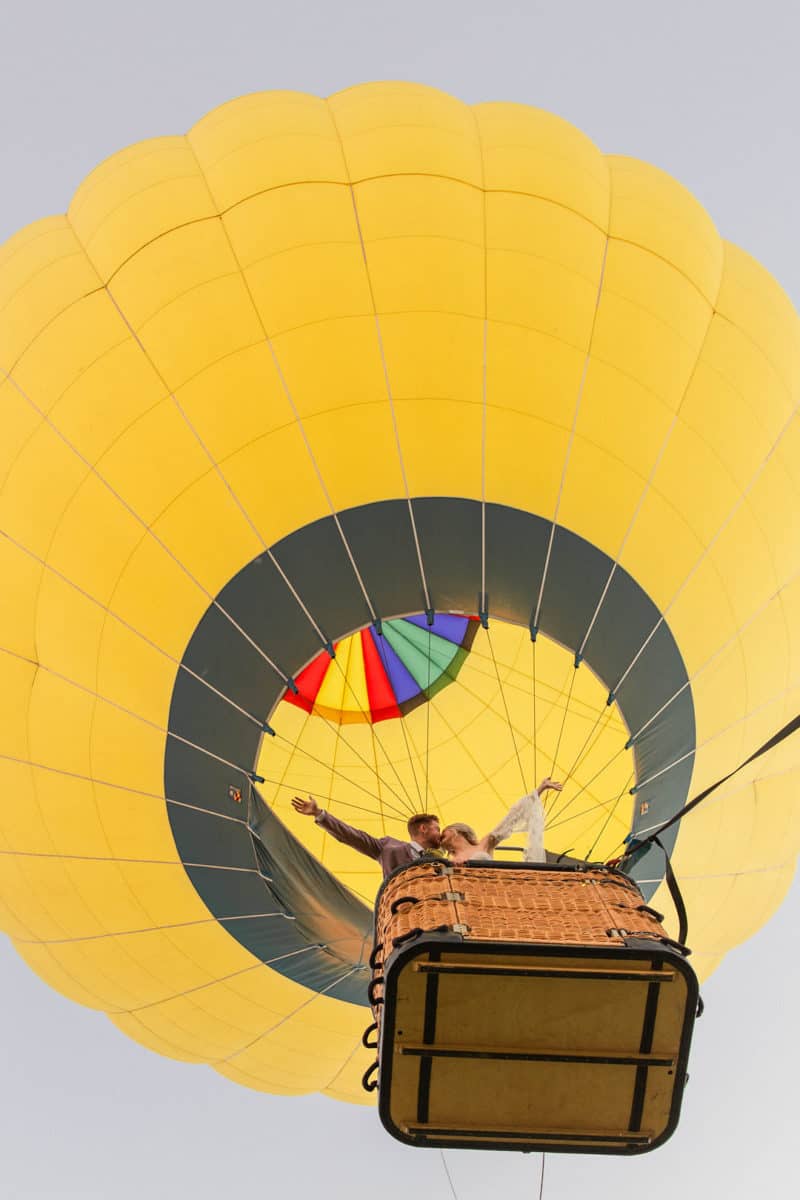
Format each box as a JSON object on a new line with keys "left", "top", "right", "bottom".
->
{"left": 315, "top": 810, "right": 420, "bottom": 879}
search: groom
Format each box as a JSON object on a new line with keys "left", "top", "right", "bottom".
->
{"left": 290, "top": 795, "right": 443, "bottom": 879}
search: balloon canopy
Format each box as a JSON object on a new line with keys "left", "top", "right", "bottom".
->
{"left": 0, "top": 83, "right": 798, "bottom": 1105}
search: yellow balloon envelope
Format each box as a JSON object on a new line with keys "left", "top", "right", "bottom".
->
{"left": 0, "top": 83, "right": 798, "bottom": 1105}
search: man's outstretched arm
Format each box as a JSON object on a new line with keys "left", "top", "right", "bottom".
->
{"left": 291, "top": 795, "right": 385, "bottom": 861}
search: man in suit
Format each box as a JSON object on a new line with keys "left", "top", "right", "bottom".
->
{"left": 291, "top": 794, "right": 442, "bottom": 879}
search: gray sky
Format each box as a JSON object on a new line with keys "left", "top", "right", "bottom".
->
{"left": 1, "top": 2, "right": 798, "bottom": 1196}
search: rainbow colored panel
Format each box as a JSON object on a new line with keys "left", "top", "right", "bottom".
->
{"left": 284, "top": 615, "right": 479, "bottom": 724}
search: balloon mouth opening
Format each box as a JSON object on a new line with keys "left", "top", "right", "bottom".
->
{"left": 261, "top": 613, "right": 639, "bottom": 877}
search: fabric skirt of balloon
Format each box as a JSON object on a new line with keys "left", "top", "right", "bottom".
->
{"left": 489, "top": 790, "right": 546, "bottom": 862}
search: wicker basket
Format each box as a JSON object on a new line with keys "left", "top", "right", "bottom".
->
{"left": 363, "top": 860, "right": 698, "bottom": 1155}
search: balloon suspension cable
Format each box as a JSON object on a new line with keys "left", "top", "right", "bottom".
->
{"left": 485, "top": 622, "right": 528, "bottom": 793}
{"left": 548, "top": 660, "right": 580, "bottom": 786}
{"left": 583, "top": 771, "right": 635, "bottom": 861}
{"left": 531, "top": 637, "right": 539, "bottom": 789}
{"left": 425, "top": 623, "right": 433, "bottom": 811}
{"left": 371, "top": 625, "right": 425, "bottom": 810}
{"left": 326, "top": 648, "right": 418, "bottom": 813}
{"left": 272, "top": 732, "right": 412, "bottom": 823}
{"left": 440, "top": 1151, "right": 458, "bottom": 1200}
{"left": 546, "top": 702, "right": 620, "bottom": 827}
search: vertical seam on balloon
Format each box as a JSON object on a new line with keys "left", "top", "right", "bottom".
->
{"left": 576, "top": 239, "right": 727, "bottom": 667}
{"left": 471, "top": 106, "right": 489, "bottom": 618}
{"left": 180, "top": 140, "right": 381, "bottom": 625}
{"left": 176, "top": 140, "right": 425, "bottom": 815}
{"left": 485, "top": 624, "right": 528, "bottom": 792}
{"left": 546, "top": 706, "right": 626, "bottom": 827}
{"left": 531, "top": 168, "right": 613, "bottom": 635}
{"left": 610, "top": 396, "right": 800, "bottom": 700}
{"left": 323, "top": 100, "right": 433, "bottom": 616}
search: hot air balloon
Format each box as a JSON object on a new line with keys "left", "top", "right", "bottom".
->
{"left": 0, "top": 83, "right": 798, "bottom": 1126}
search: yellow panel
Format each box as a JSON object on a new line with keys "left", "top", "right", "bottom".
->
{"left": 11, "top": 290, "right": 130, "bottom": 414}
{"left": 301, "top": 402, "right": 406, "bottom": 513}
{"left": 98, "top": 532, "right": 201, "bottom": 666}
{"left": 108, "top": 218, "right": 236, "bottom": 328}
{"left": 90, "top": 700, "right": 166, "bottom": 799}
{"left": 576, "top": 356, "right": 675, "bottom": 478}
{"left": 0, "top": 241, "right": 100, "bottom": 368}
{"left": 223, "top": 182, "right": 356, "bottom": 267}
{"left": 330, "top": 82, "right": 482, "bottom": 185}
{"left": 45, "top": 471, "right": 145, "bottom": 606}
{"left": 357, "top": 174, "right": 483, "bottom": 245}
{"left": 69, "top": 139, "right": 216, "bottom": 281}
{"left": 268, "top": 315, "right": 386, "bottom": 420}
{"left": 557, "top": 439, "right": 649, "bottom": 560}
{"left": 394, "top": 396, "right": 482, "bottom": 499}
{"left": 151, "top": 470, "right": 264, "bottom": 599}
{"left": 699, "top": 313, "right": 793, "bottom": 453}
{"left": 27, "top": 667, "right": 93, "bottom": 775}
{"left": 0, "top": 757, "right": 51, "bottom": 851}
{"left": 0, "top": 418, "right": 88, "bottom": 559}
{"left": 219, "top": 422, "right": 331, "bottom": 549}
{"left": 380, "top": 309, "right": 483, "bottom": 403}
{"left": 0, "top": 218, "right": 76, "bottom": 307}
{"left": 666, "top": 553, "right": 740, "bottom": 680}
{"left": 486, "top": 319, "right": 585, "bottom": 432}
{"left": 488, "top": 247, "right": 596, "bottom": 349}
{"left": 484, "top": 406, "right": 570, "bottom": 519}
{"left": 606, "top": 156, "right": 722, "bottom": 303}
{"left": 0, "top": 377, "right": 42, "bottom": 488}
{"left": 0, "top": 532, "right": 41, "bottom": 658}
{"left": 48, "top": 338, "right": 166, "bottom": 466}
{"left": 170, "top": 341, "right": 294, "bottom": 463}
{"left": 14, "top": 941, "right": 114, "bottom": 1010}
{"left": 34, "top": 569, "right": 107, "bottom": 693}
{"left": 135, "top": 274, "right": 264, "bottom": 391}
{"left": 190, "top": 92, "right": 348, "bottom": 210}
{"left": 247, "top": 242, "right": 372, "bottom": 335}
{"left": 747, "top": 453, "right": 800, "bottom": 588}
{"left": 716, "top": 241, "right": 800, "bottom": 398}
{"left": 95, "top": 785, "right": 179, "bottom": 862}
{"left": 94, "top": 398, "right": 209, "bottom": 526}
{"left": 474, "top": 102, "right": 609, "bottom": 228}
{"left": 375, "top": 236, "right": 484, "bottom": 320}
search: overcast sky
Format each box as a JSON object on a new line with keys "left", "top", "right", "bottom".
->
{"left": 1, "top": 2, "right": 798, "bottom": 1196}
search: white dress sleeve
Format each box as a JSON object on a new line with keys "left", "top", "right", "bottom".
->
{"left": 488, "top": 790, "right": 546, "bottom": 863}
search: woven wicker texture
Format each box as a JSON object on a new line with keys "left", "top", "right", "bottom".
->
{"left": 376, "top": 864, "right": 668, "bottom": 957}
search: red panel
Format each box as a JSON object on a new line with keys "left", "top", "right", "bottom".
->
{"left": 283, "top": 644, "right": 334, "bottom": 713}
{"left": 362, "top": 629, "right": 402, "bottom": 723}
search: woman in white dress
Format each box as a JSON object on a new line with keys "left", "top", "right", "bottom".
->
{"left": 440, "top": 777, "right": 563, "bottom": 865}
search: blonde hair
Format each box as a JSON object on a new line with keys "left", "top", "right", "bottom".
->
{"left": 444, "top": 822, "right": 479, "bottom": 846}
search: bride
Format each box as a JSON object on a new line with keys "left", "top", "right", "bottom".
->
{"left": 439, "top": 777, "right": 562, "bottom": 865}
